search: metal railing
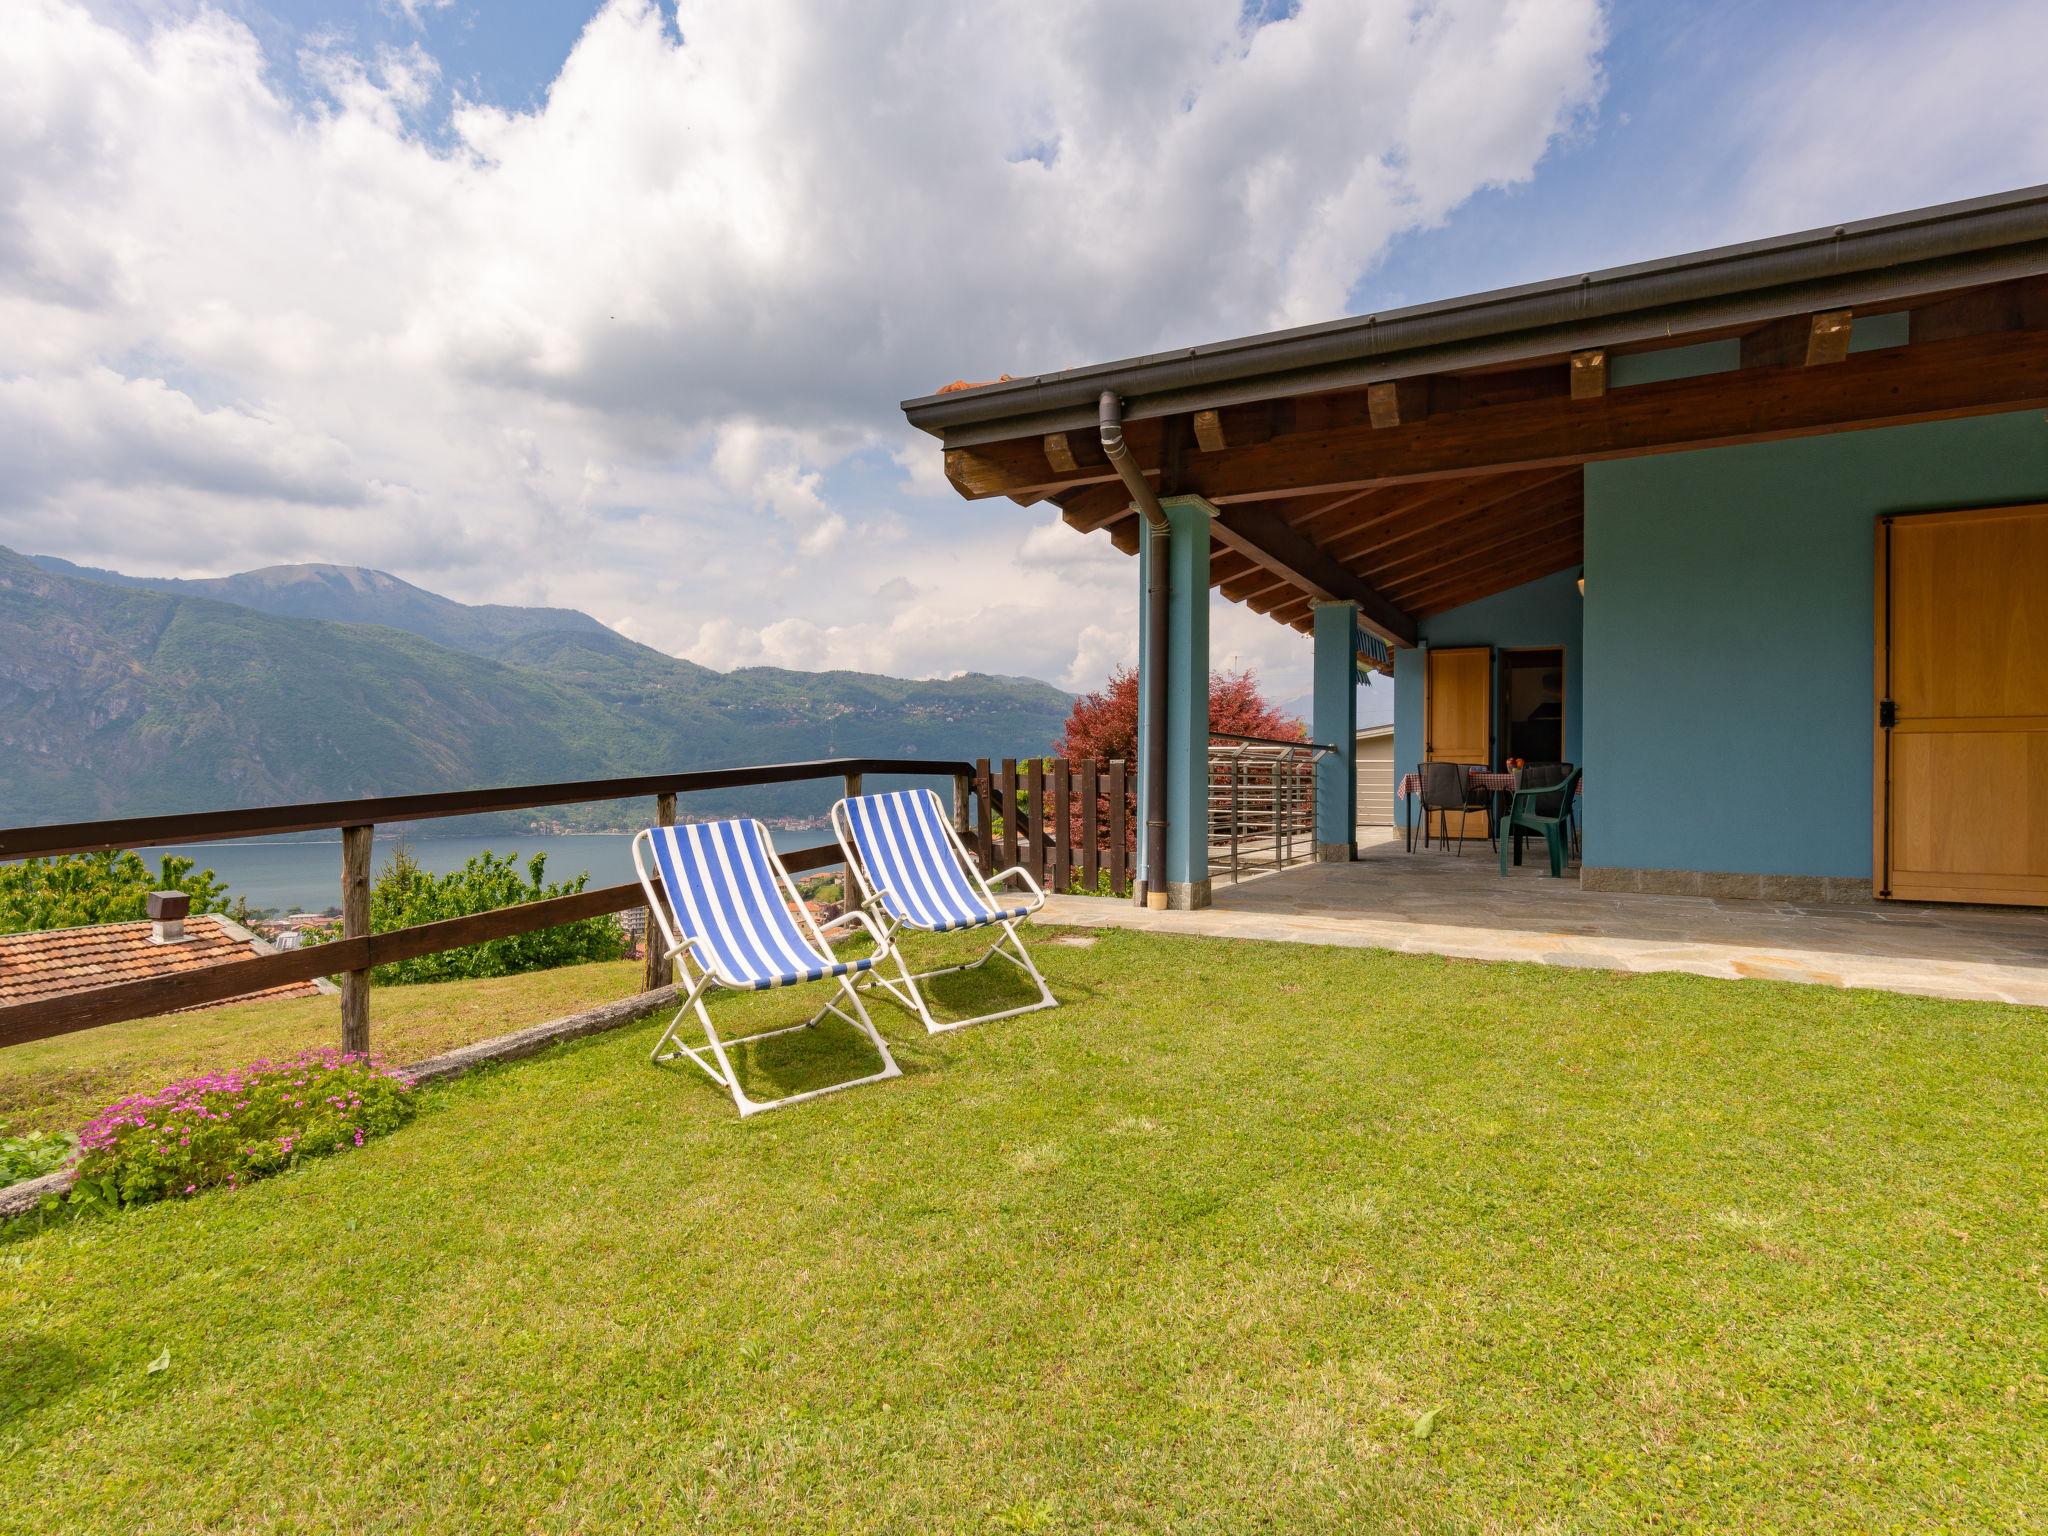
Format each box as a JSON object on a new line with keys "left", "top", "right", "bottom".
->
{"left": 1207, "top": 733, "right": 1336, "bottom": 885}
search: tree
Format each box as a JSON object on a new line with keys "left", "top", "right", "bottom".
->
{"left": 0, "top": 851, "right": 244, "bottom": 935}
{"left": 1055, "top": 665, "right": 1305, "bottom": 761}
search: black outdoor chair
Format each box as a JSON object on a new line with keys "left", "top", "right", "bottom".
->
{"left": 1417, "top": 761, "right": 1477, "bottom": 855}
{"left": 1461, "top": 763, "right": 1498, "bottom": 851}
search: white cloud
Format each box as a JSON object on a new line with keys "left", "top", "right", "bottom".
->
{"left": 0, "top": 0, "right": 1608, "bottom": 693}
{"left": 1722, "top": 0, "right": 2048, "bottom": 234}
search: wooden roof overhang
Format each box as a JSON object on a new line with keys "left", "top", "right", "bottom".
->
{"left": 902, "top": 185, "right": 2048, "bottom": 654}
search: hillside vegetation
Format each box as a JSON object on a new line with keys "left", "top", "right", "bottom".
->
{"left": 0, "top": 547, "right": 1068, "bottom": 827}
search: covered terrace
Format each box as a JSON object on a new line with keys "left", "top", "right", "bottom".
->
{"left": 904, "top": 184, "right": 2048, "bottom": 928}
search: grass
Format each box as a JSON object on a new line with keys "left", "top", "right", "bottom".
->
{"left": 2, "top": 928, "right": 2045, "bottom": 1531}
{"left": 0, "top": 960, "right": 646, "bottom": 1135}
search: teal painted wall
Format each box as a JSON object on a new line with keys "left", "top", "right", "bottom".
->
{"left": 1136, "top": 498, "right": 1213, "bottom": 892}
{"left": 1584, "top": 408, "right": 2048, "bottom": 876}
{"left": 1392, "top": 566, "right": 1585, "bottom": 828}
{"left": 1312, "top": 602, "right": 1358, "bottom": 849}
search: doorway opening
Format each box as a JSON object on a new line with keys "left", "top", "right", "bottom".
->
{"left": 1499, "top": 648, "right": 1566, "bottom": 766}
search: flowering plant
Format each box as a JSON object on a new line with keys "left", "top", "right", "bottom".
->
{"left": 73, "top": 1049, "right": 416, "bottom": 1207}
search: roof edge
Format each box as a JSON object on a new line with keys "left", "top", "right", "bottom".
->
{"left": 903, "top": 183, "right": 2048, "bottom": 442}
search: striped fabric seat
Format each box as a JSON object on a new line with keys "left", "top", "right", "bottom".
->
{"left": 647, "top": 819, "right": 876, "bottom": 991}
{"left": 843, "top": 789, "right": 1029, "bottom": 933}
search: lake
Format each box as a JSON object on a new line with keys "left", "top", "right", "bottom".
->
{"left": 149, "top": 829, "right": 838, "bottom": 915}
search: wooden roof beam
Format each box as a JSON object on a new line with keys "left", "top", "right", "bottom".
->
{"left": 1176, "top": 327, "right": 2048, "bottom": 504}
{"left": 1391, "top": 521, "right": 1584, "bottom": 610}
{"left": 1407, "top": 540, "right": 1583, "bottom": 617}
{"left": 1407, "top": 541, "right": 1584, "bottom": 616}
{"left": 1569, "top": 349, "right": 1606, "bottom": 400}
{"left": 1209, "top": 504, "right": 1417, "bottom": 646}
{"left": 1383, "top": 495, "right": 1581, "bottom": 581}
{"left": 949, "top": 326, "right": 2048, "bottom": 503}
{"left": 1327, "top": 469, "right": 1578, "bottom": 568}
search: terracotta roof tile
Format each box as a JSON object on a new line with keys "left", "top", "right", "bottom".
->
{"left": 0, "top": 916, "right": 323, "bottom": 1011}
{"left": 935, "top": 374, "right": 1015, "bottom": 394}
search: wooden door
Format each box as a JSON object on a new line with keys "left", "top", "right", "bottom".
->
{"left": 1876, "top": 503, "right": 2048, "bottom": 905}
{"left": 1426, "top": 646, "right": 1492, "bottom": 837}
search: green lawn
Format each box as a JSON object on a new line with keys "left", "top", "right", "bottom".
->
{"left": 3, "top": 929, "right": 2045, "bottom": 1532}
{"left": 0, "top": 960, "right": 648, "bottom": 1135}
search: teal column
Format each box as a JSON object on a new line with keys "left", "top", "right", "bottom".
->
{"left": 1312, "top": 601, "right": 1358, "bottom": 861}
{"left": 1136, "top": 496, "right": 1214, "bottom": 909}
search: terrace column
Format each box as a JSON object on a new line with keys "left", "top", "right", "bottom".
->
{"left": 1136, "top": 495, "right": 1215, "bottom": 910}
{"left": 1312, "top": 601, "right": 1359, "bottom": 862}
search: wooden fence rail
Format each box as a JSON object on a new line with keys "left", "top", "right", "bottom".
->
{"left": 0, "top": 757, "right": 974, "bottom": 1052}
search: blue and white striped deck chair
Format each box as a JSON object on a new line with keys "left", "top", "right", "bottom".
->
{"left": 632, "top": 818, "right": 901, "bottom": 1117}
{"left": 830, "top": 787, "right": 1056, "bottom": 1034}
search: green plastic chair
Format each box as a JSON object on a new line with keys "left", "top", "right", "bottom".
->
{"left": 1499, "top": 766, "right": 1581, "bottom": 877}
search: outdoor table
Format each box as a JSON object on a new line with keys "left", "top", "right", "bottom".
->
{"left": 1396, "top": 770, "right": 1582, "bottom": 853}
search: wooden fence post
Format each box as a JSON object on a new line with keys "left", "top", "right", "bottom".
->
{"left": 1023, "top": 759, "right": 1044, "bottom": 886}
{"left": 1050, "top": 759, "right": 1071, "bottom": 895}
{"left": 999, "top": 759, "right": 1019, "bottom": 873}
{"left": 975, "top": 758, "right": 994, "bottom": 874}
{"left": 640, "top": 790, "right": 676, "bottom": 991}
{"left": 841, "top": 771, "right": 862, "bottom": 903}
{"left": 1108, "top": 759, "right": 1128, "bottom": 898}
{"left": 952, "top": 769, "right": 971, "bottom": 842}
{"left": 340, "top": 823, "right": 373, "bottom": 1054}
{"left": 1080, "top": 759, "right": 1100, "bottom": 895}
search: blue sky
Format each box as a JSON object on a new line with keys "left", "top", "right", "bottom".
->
{"left": 215, "top": 0, "right": 2023, "bottom": 316}
{"left": 6, "top": 0, "right": 2043, "bottom": 707}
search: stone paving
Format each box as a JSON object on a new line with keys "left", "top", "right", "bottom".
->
{"left": 1036, "top": 831, "right": 2048, "bottom": 1007}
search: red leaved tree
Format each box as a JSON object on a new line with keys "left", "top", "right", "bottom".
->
{"left": 1055, "top": 665, "right": 1305, "bottom": 761}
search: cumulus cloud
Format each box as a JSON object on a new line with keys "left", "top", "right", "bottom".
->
{"left": 1721, "top": 0, "right": 2048, "bottom": 234}
{"left": 0, "top": 0, "right": 1608, "bottom": 690}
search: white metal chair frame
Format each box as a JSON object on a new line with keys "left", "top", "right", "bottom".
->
{"left": 830, "top": 789, "right": 1058, "bottom": 1035}
{"left": 631, "top": 823, "right": 902, "bottom": 1118}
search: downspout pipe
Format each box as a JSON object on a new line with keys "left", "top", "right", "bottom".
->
{"left": 1100, "top": 390, "right": 1172, "bottom": 910}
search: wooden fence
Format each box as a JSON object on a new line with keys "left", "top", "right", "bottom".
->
{"left": 0, "top": 758, "right": 975, "bottom": 1053}
{"left": 967, "top": 758, "right": 1136, "bottom": 899}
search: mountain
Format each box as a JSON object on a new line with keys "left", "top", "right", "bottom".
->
{"left": 26, "top": 555, "right": 612, "bottom": 660}
{"left": 0, "top": 548, "right": 1070, "bottom": 829}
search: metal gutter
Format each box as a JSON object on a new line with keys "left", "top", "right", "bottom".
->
{"left": 904, "top": 183, "right": 2048, "bottom": 448}
{"left": 1099, "top": 391, "right": 1171, "bottom": 910}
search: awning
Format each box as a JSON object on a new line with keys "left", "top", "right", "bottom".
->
{"left": 1356, "top": 628, "right": 1393, "bottom": 679}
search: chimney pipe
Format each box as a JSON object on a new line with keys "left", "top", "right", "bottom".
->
{"left": 147, "top": 890, "right": 191, "bottom": 944}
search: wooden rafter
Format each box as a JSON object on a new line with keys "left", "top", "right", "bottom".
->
{"left": 1325, "top": 470, "right": 1577, "bottom": 568}
{"left": 1208, "top": 505, "right": 1415, "bottom": 645}
{"left": 1395, "top": 523, "right": 1584, "bottom": 610}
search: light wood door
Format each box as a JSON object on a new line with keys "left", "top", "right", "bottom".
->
{"left": 1877, "top": 503, "right": 2048, "bottom": 905}
{"left": 1426, "top": 646, "right": 1493, "bottom": 837}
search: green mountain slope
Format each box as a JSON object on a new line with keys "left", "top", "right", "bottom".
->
{"left": 27, "top": 555, "right": 611, "bottom": 659}
{"left": 0, "top": 549, "right": 1070, "bottom": 829}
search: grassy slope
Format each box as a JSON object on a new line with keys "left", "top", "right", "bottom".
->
{"left": 0, "top": 962, "right": 647, "bottom": 1135}
{"left": 2, "top": 932, "right": 2044, "bottom": 1532}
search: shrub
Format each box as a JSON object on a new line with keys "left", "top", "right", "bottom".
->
{"left": 71, "top": 1049, "right": 416, "bottom": 1208}
{"left": 0, "top": 1127, "right": 77, "bottom": 1185}
{"left": 308, "top": 844, "right": 626, "bottom": 985}
{"left": 0, "top": 851, "right": 255, "bottom": 935}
